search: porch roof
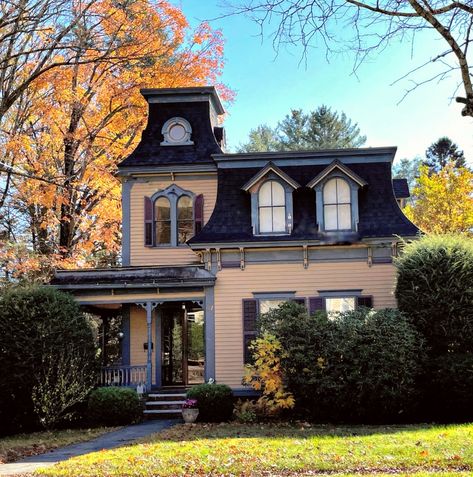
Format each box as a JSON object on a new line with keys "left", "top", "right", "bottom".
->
{"left": 51, "top": 265, "right": 215, "bottom": 290}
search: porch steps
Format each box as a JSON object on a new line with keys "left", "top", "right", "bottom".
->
{"left": 144, "top": 391, "right": 186, "bottom": 419}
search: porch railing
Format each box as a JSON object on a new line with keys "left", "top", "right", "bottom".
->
{"left": 100, "top": 365, "right": 147, "bottom": 387}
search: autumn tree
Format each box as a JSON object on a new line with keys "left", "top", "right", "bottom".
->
{"left": 238, "top": 105, "right": 365, "bottom": 152}
{"left": 0, "top": 1, "right": 231, "bottom": 280}
{"left": 229, "top": 1, "right": 473, "bottom": 118}
{"left": 404, "top": 164, "right": 473, "bottom": 235}
{"left": 424, "top": 137, "right": 467, "bottom": 173}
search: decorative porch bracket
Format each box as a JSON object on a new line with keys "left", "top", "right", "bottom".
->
{"left": 137, "top": 301, "right": 160, "bottom": 391}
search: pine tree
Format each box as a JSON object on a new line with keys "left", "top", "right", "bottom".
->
{"left": 424, "top": 137, "right": 467, "bottom": 173}
{"left": 238, "top": 106, "right": 366, "bottom": 152}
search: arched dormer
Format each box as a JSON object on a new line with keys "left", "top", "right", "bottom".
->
{"left": 242, "top": 162, "right": 300, "bottom": 235}
{"left": 307, "top": 160, "right": 367, "bottom": 232}
{"left": 143, "top": 184, "right": 204, "bottom": 247}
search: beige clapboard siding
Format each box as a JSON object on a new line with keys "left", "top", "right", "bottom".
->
{"left": 213, "top": 262, "right": 397, "bottom": 387}
{"left": 129, "top": 305, "right": 155, "bottom": 383}
{"left": 129, "top": 176, "right": 217, "bottom": 266}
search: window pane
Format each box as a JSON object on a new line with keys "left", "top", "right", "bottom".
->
{"left": 324, "top": 204, "right": 338, "bottom": 230}
{"left": 326, "top": 297, "right": 356, "bottom": 315}
{"left": 155, "top": 197, "right": 170, "bottom": 220}
{"left": 169, "top": 123, "right": 186, "bottom": 142}
{"left": 259, "top": 182, "right": 272, "bottom": 206}
{"left": 177, "top": 195, "right": 193, "bottom": 220}
{"left": 323, "top": 178, "right": 337, "bottom": 204}
{"left": 260, "top": 299, "right": 286, "bottom": 314}
{"left": 259, "top": 207, "right": 272, "bottom": 232}
{"left": 271, "top": 181, "right": 285, "bottom": 206}
{"left": 338, "top": 204, "right": 352, "bottom": 229}
{"left": 178, "top": 219, "right": 193, "bottom": 244}
{"left": 272, "top": 206, "right": 286, "bottom": 232}
{"left": 157, "top": 220, "right": 171, "bottom": 244}
{"left": 336, "top": 178, "right": 351, "bottom": 203}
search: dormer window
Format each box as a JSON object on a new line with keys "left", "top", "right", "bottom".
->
{"left": 242, "top": 162, "right": 300, "bottom": 236}
{"left": 258, "top": 181, "right": 286, "bottom": 233}
{"left": 161, "top": 117, "right": 193, "bottom": 146}
{"left": 323, "top": 178, "right": 352, "bottom": 231}
{"left": 307, "top": 160, "right": 367, "bottom": 233}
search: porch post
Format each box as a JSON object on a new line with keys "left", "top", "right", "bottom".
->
{"left": 138, "top": 301, "right": 158, "bottom": 391}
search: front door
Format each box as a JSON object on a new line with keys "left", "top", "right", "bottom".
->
{"left": 161, "top": 305, "right": 205, "bottom": 386}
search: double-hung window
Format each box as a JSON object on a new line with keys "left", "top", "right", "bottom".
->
{"left": 258, "top": 181, "right": 286, "bottom": 233}
{"left": 323, "top": 178, "right": 352, "bottom": 231}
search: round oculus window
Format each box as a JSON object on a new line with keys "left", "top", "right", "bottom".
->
{"left": 168, "top": 123, "right": 187, "bottom": 142}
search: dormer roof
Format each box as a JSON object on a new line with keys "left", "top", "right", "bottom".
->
{"left": 306, "top": 159, "right": 368, "bottom": 189}
{"left": 242, "top": 162, "right": 301, "bottom": 192}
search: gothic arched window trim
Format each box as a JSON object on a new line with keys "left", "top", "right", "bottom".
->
{"left": 146, "top": 184, "right": 196, "bottom": 247}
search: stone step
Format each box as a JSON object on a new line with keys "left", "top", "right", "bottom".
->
{"left": 148, "top": 393, "right": 186, "bottom": 399}
{"left": 146, "top": 400, "right": 185, "bottom": 406}
{"left": 144, "top": 409, "right": 182, "bottom": 414}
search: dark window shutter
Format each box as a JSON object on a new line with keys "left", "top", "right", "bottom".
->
{"left": 357, "top": 296, "right": 373, "bottom": 308}
{"left": 242, "top": 299, "right": 258, "bottom": 364}
{"left": 194, "top": 194, "right": 204, "bottom": 234}
{"left": 292, "top": 298, "right": 306, "bottom": 309}
{"left": 144, "top": 196, "right": 153, "bottom": 246}
{"left": 309, "top": 297, "right": 325, "bottom": 314}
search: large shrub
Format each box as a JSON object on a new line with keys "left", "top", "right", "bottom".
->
{"left": 395, "top": 234, "right": 473, "bottom": 353}
{"left": 186, "top": 383, "right": 233, "bottom": 422}
{"left": 259, "top": 302, "right": 423, "bottom": 422}
{"left": 87, "top": 387, "right": 142, "bottom": 426}
{"left": 0, "top": 286, "right": 98, "bottom": 434}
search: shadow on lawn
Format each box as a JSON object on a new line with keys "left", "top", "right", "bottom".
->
{"left": 146, "top": 421, "right": 465, "bottom": 443}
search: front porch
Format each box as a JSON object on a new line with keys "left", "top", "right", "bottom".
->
{"left": 51, "top": 265, "right": 216, "bottom": 392}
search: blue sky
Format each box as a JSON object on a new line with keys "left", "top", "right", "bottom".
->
{"left": 172, "top": 1, "right": 473, "bottom": 164}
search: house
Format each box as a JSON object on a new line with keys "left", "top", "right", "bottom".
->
{"left": 52, "top": 86, "right": 419, "bottom": 398}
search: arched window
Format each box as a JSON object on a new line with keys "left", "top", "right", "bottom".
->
{"left": 323, "top": 178, "right": 351, "bottom": 230}
{"left": 155, "top": 197, "right": 171, "bottom": 244}
{"left": 258, "top": 180, "right": 286, "bottom": 233}
{"left": 177, "top": 195, "right": 194, "bottom": 244}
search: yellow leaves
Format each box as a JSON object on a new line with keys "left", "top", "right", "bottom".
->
{"left": 405, "top": 164, "right": 473, "bottom": 235}
{"left": 244, "top": 333, "right": 295, "bottom": 414}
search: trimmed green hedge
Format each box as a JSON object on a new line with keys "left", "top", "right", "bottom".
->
{"left": 0, "top": 286, "right": 98, "bottom": 435}
{"left": 88, "top": 387, "right": 142, "bottom": 426}
{"left": 395, "top": 234, "right": 473, "bottom": 354}
{"left": 186, "top": 384, "right": 233, "bottom": 422}
{"left": 259, "top": 302, "right": 423, "bottom": 422}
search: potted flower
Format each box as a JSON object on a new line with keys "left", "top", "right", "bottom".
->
{"left": 182, "top": 398, "right": 199, "bottom": 424}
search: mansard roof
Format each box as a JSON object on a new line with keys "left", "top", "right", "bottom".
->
{"left": 189, "top": 156, "right": 419, "bottom": 246}
{"left": 392, "top": 178, "right": 410, "bottom": 198}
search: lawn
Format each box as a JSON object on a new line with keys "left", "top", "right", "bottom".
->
{"left": 34, "top": 422, "right": 473, "bottom": 476}
{"left": 0, "top": 428, "right": 116, "bottom": 464}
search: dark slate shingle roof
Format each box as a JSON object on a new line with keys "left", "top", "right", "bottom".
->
{"left": 119, "top": 102, "right": 221, "bottom": 168}
{"left": 392, "top": 178, "right": 410, "bottom": 198}
{"left": 189, "top": 162, "right": 419, "bottom": 244}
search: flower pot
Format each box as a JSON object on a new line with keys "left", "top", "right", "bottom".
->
{"left": 182, "top": 408, "right": 199, "bottom": 424}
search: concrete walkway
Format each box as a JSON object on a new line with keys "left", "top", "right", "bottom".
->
{"left": 0, "top": 419, "right": 178, "bottom": 476}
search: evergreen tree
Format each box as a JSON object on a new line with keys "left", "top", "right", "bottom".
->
{"left": 237, "top": 124, "right": 280, "bottom": 153}
{"left": 424, "top": 137, "right": 467, "bottom": 173}
{"left": 237, "top": 106, "right": 366, "bottom": 152}
{"left": 393, "top": 157, "right": 422, "bottom": 192}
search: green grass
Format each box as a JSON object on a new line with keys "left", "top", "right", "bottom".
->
{"left": 0, "top": 428, "right": 117, "bottom": 464}
{"left": 34, "top": 422, "right": 473, "bottom": 476}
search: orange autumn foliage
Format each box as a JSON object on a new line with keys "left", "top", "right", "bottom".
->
{"left": 0, "top": 0, "right": 232, "bottom": 280}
